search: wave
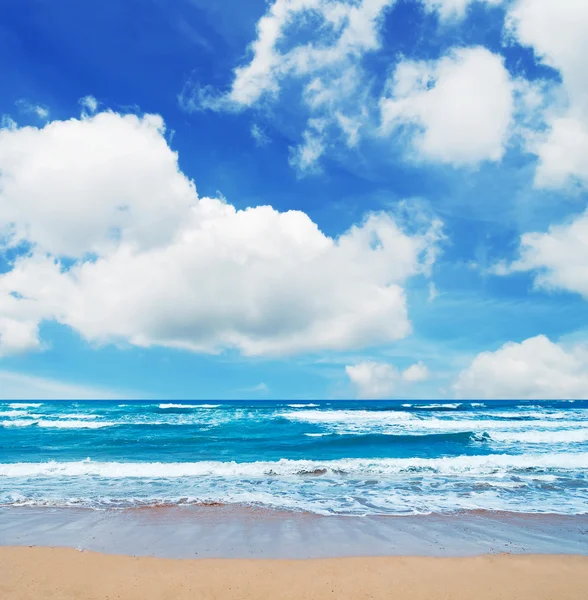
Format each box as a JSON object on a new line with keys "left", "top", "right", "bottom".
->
{"left": 301, "top": 430, "right": 480, "bottom": 447}
{"left": 158, "top": 403, "right": 219, "bottom": 409}
{"left": 280, "top": 410, "right": 587, "bottom": 434}
{"left": 281, "top": 410, "right": 415, "bottom": 424}
{"left": 1, "top": 453, "right": 586, "bottom": 479}
{"left": 8, "top": 403, "right": 42, "bottom": 409}
{"left": 489, "top": 429, "right": 588, "bottom": 444}
{"left": 0, "top": 410, "right": 32, "bottom": 418}
{"left": 417, "top": 403, "right": 462, "bottom": 410}
{"left": 1, "top": 419, "right": 115, "bottom": 429}
{"left": 57, "top": 414, "right": 100, "bottom": 420}
{"left": 287, "top": 403, "right": 319, "bottom": 408}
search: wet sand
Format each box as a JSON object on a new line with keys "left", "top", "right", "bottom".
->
{"left": 1, "top": 506, "right": 587, "bottom": 558}
{"left": 2, "top": 547, "right": 588, "bottom": 599}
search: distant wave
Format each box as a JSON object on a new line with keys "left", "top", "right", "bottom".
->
{"left": 287, "top": 403, "right": 319, "bottom": 408}
{"left": 8, "top": 403, "right": 42, "bottom": 409}
{"left": 0, "top": 410, "right": 32, "bottom": 418}
{"left": 2, "top": 453, "right": 586, "bottom": 479}
{"left": 159, "top": 403, "right": 219, "bottom": 409}
{"left": 300, "top": 430, "right": 481, "bottom": 447}
{"left": 416, "top": 403, "right": 462, "bottom": 410}
{"left": 1, "top": 419, "right": 114, "bottom": 429}
{"left": 281, "top": 410, "right": 414, "bottom": 424}
{"left": 489, "top": 429, "right": 588, "bottom": 444}
{"left": 57, "top": 414, "right": 100, "bottom": 420}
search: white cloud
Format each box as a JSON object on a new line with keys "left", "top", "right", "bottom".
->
{"left": 182, "top": 0, "right": 395, "bottom": 173}
{"left": 507, "top": 0, "right": 588, "bottom": 188}
{"left": 380, "top": 47, "right": 515, "bottom": 165}
{"left": 251, "top": 123, "right": 270, "bottom": 146}
{"left": 402, "top": 361, "right": 429, "bottom": 383}
{"left": 531, "top": 115, "right": 588, "bottom": 189}
{"left": 0, "top": 371, "right": 126, "bottom": 400}
{"left": 225, "top": 0, "right": 394, "bottom": 108}
{"left": 0, "top": 109, "right": 442, "bottom": 358}
{"left": 346, "top": 360, "right": 429, "bottom": 398}
{"left": 0, "top": 318, "right": 41, "bottom": 357}
{"left": 79, "top": 95, "right": 99, "bottom": 114}
{"left": 0, "top": 112, "right": 195, "bottom": 257}
{"left": 15, "top": 100, "right": 50, "bottom": 120}
{"left": 422, "top": 0, "right": 502, "bottom": 21}
{"left": 454, "top": 335, "right": 588, "bottom": 399}
{"left": 498, "top": 209, "right": 588, "bottom": 299}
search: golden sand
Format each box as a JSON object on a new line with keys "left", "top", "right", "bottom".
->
{"left": 1, "top": 547, "right": 587, "bottom": 599}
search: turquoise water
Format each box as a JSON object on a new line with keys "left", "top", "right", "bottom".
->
{"left": 1, "top": 400, "right": 587, "bottom": 515}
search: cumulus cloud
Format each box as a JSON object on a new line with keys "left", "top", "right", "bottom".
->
{"left": 0, "top": 108, "right": 442, "bottom": 358}
{"left": 0, "top": 318, "right": 41, "bottom": 357}
{"left": 380, "top": 47, "right": 515, "bottom": 165}
{"left": 497, "top": 209, "right": 588, "bottom": 299}
{"left": 0, "top": 112, "right": 195, "bottom": 257}
{"left": 507, "top": 0, "right": 588, "bottom": 188}
{"left": 346, "top": 360, "right": 429, "bottom": 398}
{"left": 454, "top": 335, "right": 588, "bottom": 399}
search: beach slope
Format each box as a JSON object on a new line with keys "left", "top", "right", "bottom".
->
{"left": 1, "top": 548, "right": 587, "bottom": 599}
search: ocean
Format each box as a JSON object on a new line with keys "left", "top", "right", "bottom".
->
{"left": 1, "top": 400, "right": 587, "bottom": 516}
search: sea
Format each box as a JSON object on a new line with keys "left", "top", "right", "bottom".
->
{"left": 1, "top": 400, "right": 587, "bottom": 516}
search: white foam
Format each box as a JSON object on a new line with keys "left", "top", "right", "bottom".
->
{"left": 0, "top": 419, "right": 114, "bottom": 429}
{"left": 0, "top": 410, "right": 30, "bottom": 418}
{"left": 418, "top": 403, "right": 461, "bottom": 409}
{"left": 39, "top": 420, "right": 115, "bottom": 429}
{"left": 57, "top": 414, "right": 100, "bottom": 420}
{"left": 281, "top": 410, "right": 414, "bottom": 425}
{"left": 287, "top": 404, "right": 319, "bottom": 408}
{"left": 8, "top": 403, "right": 42, "bottom": 409}
{"left": 1, "top": 453, "right": 586, "bottom": 479}
{"left": 489, "top": 429, "right": 588, "bottom": 444}
{"left": 1, "top": 420, "right": 37, "bottom": 428}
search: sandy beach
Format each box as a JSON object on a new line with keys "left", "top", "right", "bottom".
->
{"left": 1, "top": 547, "right": 587, "bottom": 600}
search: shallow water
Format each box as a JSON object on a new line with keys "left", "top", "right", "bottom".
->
{"left": 1, "top": 400, "right": 587, "bottom": 515}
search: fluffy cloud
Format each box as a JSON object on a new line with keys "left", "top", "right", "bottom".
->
{"left": 454, "top": 335, "right": 588, "bottom": 399}
{"left": 380, "top": 47, "right": 515, "bottom": 165}
{"left": 507, "top": 0, "right": 588, "bottom": 187}
{"left": 0, "top": 318, "right": 41, "bottom": 357}
{"left": 0, "top": 112, "right": 195, "bottom": 257}
{"left": 346, "top": 360, "right": 429, "bottom": 398}
{"left": 0, "top": 109, "right": 442, "bottom": 357}
{"left": 498, "top": 209, "right": 588, "bottom": 299}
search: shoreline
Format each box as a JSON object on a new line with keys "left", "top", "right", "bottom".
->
{"left": 2, "top": 548, "right": 588, "bottom": 600}
{"left": 1, "top": 505, "right": 587, "bottom": 559}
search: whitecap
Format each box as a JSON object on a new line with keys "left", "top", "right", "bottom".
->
{"left": 1, "top": 453, "right": 586, "bottom": 479}
{"left": 0, "top": 410, "right": 31, "bottom": 418}
{"left": 159, "top": 403, "right": 206, "bottom": 409}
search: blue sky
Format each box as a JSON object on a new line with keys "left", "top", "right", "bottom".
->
{"left": 0, "top": 0, "right": 587, "bottom": 400}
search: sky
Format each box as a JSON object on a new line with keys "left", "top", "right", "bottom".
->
{"left": 0, "top": 0, "right": 587, "bottom": 400}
